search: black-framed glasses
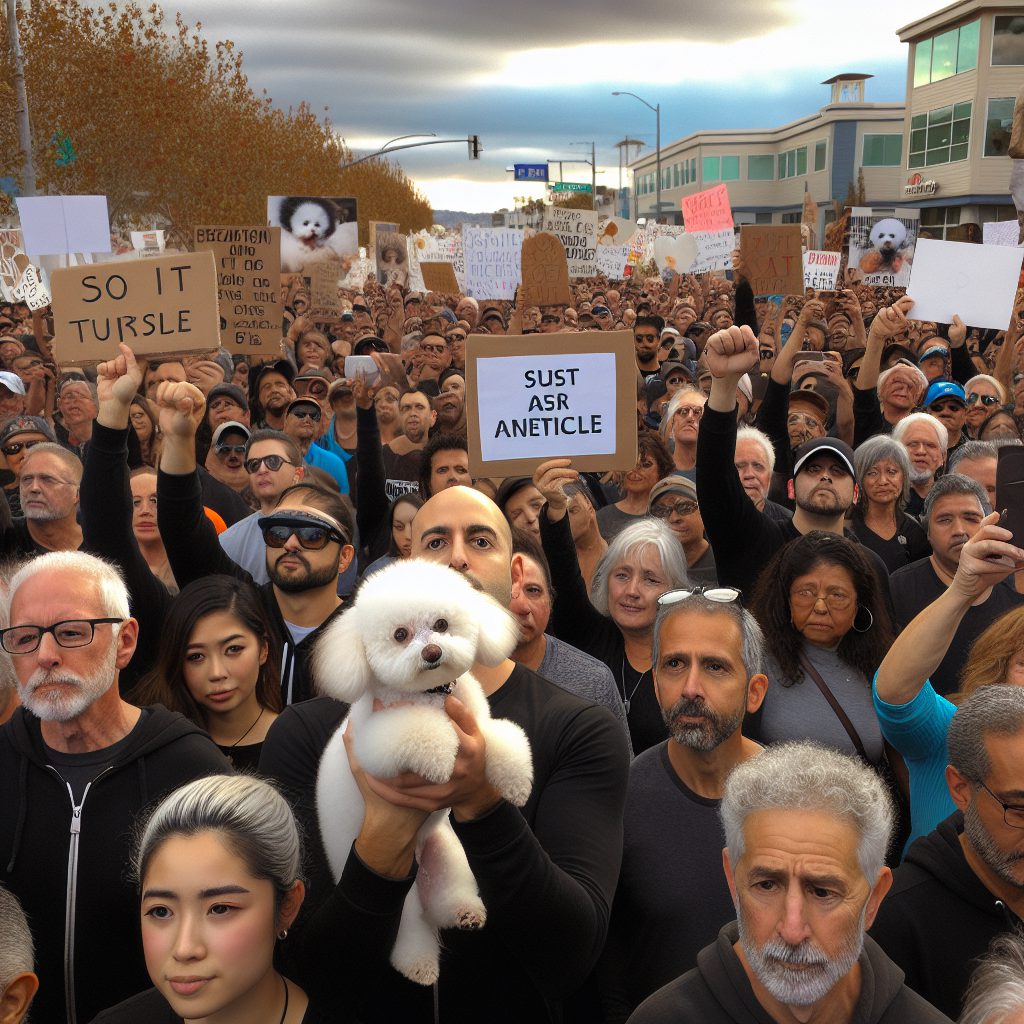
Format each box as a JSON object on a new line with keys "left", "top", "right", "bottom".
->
{"left": 651, "top": 499, "right": 699, "bottom": 519}
{"left": 1, "top": 438, "right": 46, "bottom": 457}
{"left": 289, "top": 408, "right": 321, "bottom": 422}
{"left": 966, "top": 393, "right": 1001, "bottom": 407}
{"left": 215, "top": 443, "right": 247, "bottom": 457}
{"left": 245, "top": 454, "right": 293, "bottom": 474}
{"left": 658, "top": 587, "right": 741, "bottom": 606}
{"left": 978, "top": 781, "right": 1024, "bottom": 829}
{"left": 0, "top": 617, "right": 124, "bottom": 655}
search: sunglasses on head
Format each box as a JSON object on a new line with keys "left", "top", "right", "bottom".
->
{"left": 289, "top": 407, "right": 321, "bottom": 422}
{"left": 658, "top": 586, "right": 742, "bottom": 606}
{"left": 1, "top": 438, "right": 45, "bottom": 456}
{"left": 258, "top": 514, "right": 347, "bottom": 550}
{"left": 966, "top": 393, "right": 1000, "bottom": 407}
{"left": 245, "top": 454, "right": 293, "bottom": 473}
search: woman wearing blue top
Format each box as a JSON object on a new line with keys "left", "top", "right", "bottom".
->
{"left": 874, "top": 511, "right": 1024, "bottom": 852}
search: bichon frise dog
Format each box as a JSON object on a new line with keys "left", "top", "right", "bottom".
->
{"left": 860, "top": 217, "right": 910, "bottom": 274}
{"left": 313, "top": 559, "right": 533, "bottom": 985}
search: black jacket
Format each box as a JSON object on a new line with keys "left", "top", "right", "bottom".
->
{"left": 0, "top": 705, "right": 232, "bottom": 1024}
{"left": 628, "top": 921, "right": 952, "bottom": 1023}
{"left": 870, "top": 811, "right": 1020, "bottom": 1020}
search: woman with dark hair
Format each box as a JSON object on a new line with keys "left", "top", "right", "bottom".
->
{"left": 750, "top": 531, "right": 895, "bottom": 767}
{"left": 361, "top": 491, "right": 424, "bottom": 577}
{"left": 129, "top": 394, "right": 160, "bottom": 467}
{"left": 595, "top": 432, "right": 674, "bottom": 542}
{"left": 133, "top": 576, "right": 282, "bottom": 769}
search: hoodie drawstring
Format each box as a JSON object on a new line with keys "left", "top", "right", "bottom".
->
{"left": 6, "top": 758, "right": 28, "bottom": 873}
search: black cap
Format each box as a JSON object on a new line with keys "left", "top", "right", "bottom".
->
{"left": 792, "top": 437, "right": 856, "bottom": 478}
{"left": 249, "top": 359, "right": 295, "bottom": 396}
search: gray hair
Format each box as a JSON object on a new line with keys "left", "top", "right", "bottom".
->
{"left": 735, "top": 425, "right": 776, "bottom": 475}
{"left": 720, "top": 741, "right": 894, "bottom": 883}
{"left": 922, "top": 472, "right": 991, "bottom": 529}
{"left": 590, "top": 518, "right": 688, "bottom": 616}
{"left": 0, "top": 885, "right": 33, "bottom": 991}
{"left": 892, "top": 411, "right": 949, "bottom": 452}
{"left": 949, "top": 440, "right": 999, "bottom": 474}
{"left": 661, "top": 386, "right": 705, "bottom": 450}
{"left": 947, "top": 686, "right": 1024, "bottom": 784}
{"left": 21, "top": 442, "right": 84, "bottom": 485}
{"left": 878, "top": 361, "right": 928, "bottom": 398}
{"left": 652, "top": 594, "right": 765, "bottom": 680}
{"left": 965, "top": 374, "right": 1007, "bottom": 404}
{"left": 2, "top": 551, "right": 130, "bottom": 623}
{"left": 853, "top": 434, "right": 912, "bottom": 511}
{"left": 961, "top": 931, "right": 1024, "bottom": 1024}
{"left": 135, "top": 775, "right": 302, "bottom": 911}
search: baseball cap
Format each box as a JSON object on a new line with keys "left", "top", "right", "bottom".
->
{"left": 659, "top": 361, "right": 692, "bottom": 383}
{"left": 923, "top": 380, "right": 966, "bottom": 407}
{"left": 211, "top": 420, "right": 251, "bottom": 446}
{"left": 286, "top": 397, "right": 321, "bottom": 416}
{"left": 249, "top": 359, "right": 295, "bottom": 396}
{"left": 592, "top": 305, "right": 611, "bottom": 317}
{"left": 353, "top": 336, "right": 389, "bottom": 356}
{"left": 0, "top": 371, "right": 26, "bottom": 396}
{"left": 736, "top": 373, "right": 753, "bottom": 405}
{"left": 207, "top": 382, "right": 249, "bottom": 414}
{"left": 495, "top": 476, "right": 535, "bottom": 512}
{"left": 918, "top": 345, "right": 949, "bottom": 364}
{"left": 648, "top": 476, "right": 697, "bottom": 510}
{"left": 0, "top": 415, "right": 55, "bottom": 447}
{"left": 792, "top": 437, "right": 856, "bottom": 478}
{"left": 788, "top": 388, "right": 831, "bottom": 422}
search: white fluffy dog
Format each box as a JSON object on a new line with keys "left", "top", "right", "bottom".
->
{"left": 314, "top": 559, "right": 533, "bottom": 985}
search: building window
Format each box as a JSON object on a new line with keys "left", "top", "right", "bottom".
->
{"left": 814, "top": 140, "right": 827, "bottom": 172}
{"left": 913, "top": 20, "right": 979, "bottom": 85}
{"left": 748, "top": 155, "right": 775, "bottom": 180}
{"left": 721, "top": 155, "right": 740, "bottom": 181}
{"left": 672, "top": 164, "right": 680, "bottom": 187}
{"left": 862, "top": 134, "right": 903, "bottom": 166}
{"left": 778, "top": 146, "right": 807, "bottom": 179}
{"left": 755, "top": 212, "right": 773, "bottom": 225}
{"left": 909, "top": 102, "right": 971, "bottom": 168}
{"left": 780, "top": 212, "right": 801, "bottom": 224}
{"left": 702, "top": 156, "right": 721, "bottom": 183}
{"left": 985, "top": 98, "right": 1016, "bottom": 156}
{"left": 920, "top": 206, "right": 961, "bottom": 240}
{"left": 690, "top": 158, "right": 697, "bottom": 183}
{"left": 992, "top": 15, "right": 1024, "bottom": 65}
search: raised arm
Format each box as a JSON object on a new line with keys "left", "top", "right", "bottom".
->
{"left": 771, "top": 297, "right": 822, "bottom": 387}
{"left": 854, "top": 295, "right": 914, "bottom": 394}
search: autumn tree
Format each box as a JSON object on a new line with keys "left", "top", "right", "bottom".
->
{"left": 0, "top": 1, "right": 432, "bottom": 247}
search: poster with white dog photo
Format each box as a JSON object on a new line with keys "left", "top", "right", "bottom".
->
{"left": 847, "top": 207, "right": 919, "bottom": 287}
{"left": 267, "top": 195, "right": 359, "bottom": 273}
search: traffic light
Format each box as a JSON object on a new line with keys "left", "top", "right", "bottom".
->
{"left": 468, "top": 134, "right": 481, "bottom": 159}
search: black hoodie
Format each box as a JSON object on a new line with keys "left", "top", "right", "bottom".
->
{"left": 0, "top": 704, "right": 232, "bottom": 1024}
{"left": 869, "top": 811, "right": 1020, "bottom": 1020}
{"left": 628, "top": 921, "right": 952, "bottom": 1023}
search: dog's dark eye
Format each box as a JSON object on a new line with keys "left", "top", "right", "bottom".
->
{"left": 393, "top": 627, "right": 409, "bottom": 642}
{"left": 433, "top": 618, "right": 448, "bottom": 632}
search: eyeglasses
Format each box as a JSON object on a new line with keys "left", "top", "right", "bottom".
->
{"left": 245, "top": 454, "right": 294, "bottom": 474}
{"left": 651, "top": 499, "right": 699, "bottom": 519}
{"left": 966, "top": 393, "right": 1000, "bottom": 407}
{"left": 1, "top": 438, "right": 46, "bottom": 457}
{"left": 658, "top": 586, "right": 742, "bottom": 606}
{"left": 540, "top": 316, "right": 562, "bottom": 325}
{"left": 978, "top": 780, "right": 1024, "bottom": 829}
{"left": 0, "top": 617, "right": 124, "bottom": 655}
{"left": 759, "top": 349, "right": 776, "bottom": 360}
{"left": 215, "top": 443, "right": 247, "bottom": 457}
{"left": 288, "top": 408, "right": 321, "bottom": 422}
{"left": 674, "top": 406, "right": 704, "bottom": 421}
{"left": 260, "top": 520, "right": 346, "bottom": 550}
{"left": 790, "top": 586, "right": 853, "bottom": 611}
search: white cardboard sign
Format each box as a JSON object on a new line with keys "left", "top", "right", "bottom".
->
{"left": 803, "top": 250, "right": 842, "bottom": 290}
{"left": 16, "top": 196, "right": 111, "bottom": 256}
{"left": 462, "top": 228, "right": 523, "bottom": 300}
{"left": 595, "top": 244, "right": 631, "bottom": 279}
{"left": 983, "top": 220, "right": 1022, "bottom": 247}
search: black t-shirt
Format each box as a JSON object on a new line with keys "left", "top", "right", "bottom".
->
{"left": 849, "top": 511, "right": 931, "bottom": 575}
{"left": 89, "top": 984, "right": 332, "bottom": 1023}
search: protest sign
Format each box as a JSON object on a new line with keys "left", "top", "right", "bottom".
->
{"left": 741, "top": 225, "right": 805, "bottom": 296}
{"left": 375, "top": 231, "right": 410, "bottom": 287}
{"left": 653, "top": 234, "right": 697, "bottom": 275}
{"left": 907, "top": 238, "right": 1024, "bottom": 332}
{"left": 802, "top": 190, "right": 818, "bottom": 228}
{"left": 597, "top": 217, "right": 637, "bottom": 247}
{"left": 194, "top": 226, "right": 283, "bottom": 356}
{"left": 465, "top": 330, "right": 638, "bottom": 476}
{"left": 369, "top": 221, "right": 399, "bottom": 253}
{"left": 16, "top": 195, "right": 111, "bottom": 257}
{"left": 690, "top": 230, "right": 735, "bottom": 274}
{"left": 50, "top": 251, "right": 220, "bottom": 364}
{"left": 542, "top": 207, "right": 597, "bottom": 278}
{"left": 847, "top": 207, "right": 919, "bottom": 287}
{"left": 681, "top": 185, "right": 733, "bottom": 234}
{"left": 267, "top": 195, "right": 358, "bottom": 273}
{"left": 520, "top": 232, "right": 571, "bottom": 307}
{"left": 595, "top": 244, "right": 631, "bottom": 279}
{"left": 984, "top": 221, "right": 1022, "bottom": 247}
{"left": 420, "top": 261, "right": 460, "bottom": 294}
{"left": 131, "top": 230, "right": 165, "bottom": 254}
{"left": 803, "top": 250, "right": 841, "bottom": 291}
{"left": 308, "top": 259, "right": 346, "bottom": 318}
{"left": 0, "top": 230, "right": 29, "bottom": 303}
{"left": 14, "top": 263, "right": 50, "bottom": 310}
{"left": 462, "top": 228, "right": 523, "bottom": 300}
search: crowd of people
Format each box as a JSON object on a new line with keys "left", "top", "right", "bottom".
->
{"left": 1, "top": 246, "right": 1024, "bottom": 1024}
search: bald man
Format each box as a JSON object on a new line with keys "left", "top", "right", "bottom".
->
{"left": 261, "top": 485, "right": 629, "bottom": 1023}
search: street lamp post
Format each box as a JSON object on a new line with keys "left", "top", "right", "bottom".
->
{"left": 613, "top": 91, "right": 660, "bottom": 221}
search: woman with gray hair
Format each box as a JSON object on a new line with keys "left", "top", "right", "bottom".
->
{"left": 535, "top": 457, "right": 689, "bottom": 753}
{"left": 960, "top": 931, "right": 1024, "bottom": 1024}
{"left": 850, "top": 434, "right": 931, "bottom": 573}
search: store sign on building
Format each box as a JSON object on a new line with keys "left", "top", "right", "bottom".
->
{"left": 904, "top": 174, "right": 938, "bottom": 197}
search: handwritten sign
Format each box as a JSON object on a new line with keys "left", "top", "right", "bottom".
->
{"left": 195, "top": 227, "right": 283, "bottom": 356}
{"left": 50, "top": 251, "right": 220, "bottom": 364}
{"left": 420, "top": 261, "right": 460, "bottom": 294}
{"left": 803, "top": 250, "right": 841, "bottom": 290}
{"left": 520, "top": 233, "right": 571, "bottom": 307}
{"left": 848, "top": 208, "right": 919, "bottom": 287}
{"left": 462, "top": 228, "right": 523, "bottom": 300}
{"left": 15, "top": 263, "right": 50, "bottom": 310}
{"left": 595, "top": 244, "right": 631, "bottom": 279}
{"left": 984, "top": 221, "right": 1022, "bottom": 247}
{"left": 541, "top": 207, "right": 597, "bottom": 278}
{"left": 682, "top": 185, "right": 733, "bottom": 233}
{"left": 802, "top": 191, "right": 818, "bottom": 228}
{"left": 465, "top": 330, "right": 638, "bottom": 475}
{"left": 741, "top": 225, "right": 805, "bottom": 296}
{"left": 691, "top": 230, "right": 735, "bottom": 273}
{"left": 308, "top": 259, "right": 345, "bottom": 317}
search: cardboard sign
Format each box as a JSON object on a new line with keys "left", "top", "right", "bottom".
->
{"left": 465, "top": 330, "right": 638, "bottom": 476}
{"left": 595, "top": 244, "right": 630, "bottom": 279}
{"left": 268, "top": 195, "right": 358, "bottom": 273}
{"left": 375, "top": 230, "right": 410, "bottom": 287}
{"left": 50, "top": 251, "right": 220, "bottom": 364}
{"left": 691, "top": 230, "right": 735, "bottom": 274}
{"left": 308, "top": 259, "right": 346, "bottom": 318}
{"left": 369, "top": 221, "right": 399, "bottom": 256}
{"left": 16, "top": 195, "right": 111, "bottom": 256}
{"left": 194, "top": 226, "right": 283, "bottom": 355}
{"left": 848, "top": 207, "right": 919, "bottom": 287}
{"left": 541, "top": 207, "right": 597, "bottom": 279}
{"left": 0, "top": 230, "right": 28, "bottom": 303}
{"left": 803, "top": 250, "right": 841, "bottom": 290}
{"left": 984, "top": 220, "right": 1022, "bottom": 247}
{"left": 462, "top": 228, "right": 523, "bottom": 300}
{"left": 681, "top": 185, "right": 733, "bottom": 233}
{"left": 907, "top": 238, "right": 1024, "bottom": 331}
{"left": 741, "top": 225, "right": 805, "bottom": 296}
{"left": 802, "top": 190, "right": 818, "bottom": 228}
{"left": 520, "top": 232, "right": 571, "bottom": 307}
{"left": 419, "top": 261, "right": 460, "bottom": 294}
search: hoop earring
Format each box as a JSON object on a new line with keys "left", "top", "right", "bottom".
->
{"left": 852, "top": 606, "right": 873, "bottom": 633}
{"left": 277, "top": 928, "right": 289, "bottom": 940}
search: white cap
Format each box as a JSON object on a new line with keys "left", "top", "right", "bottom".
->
{"left": 0, "top": 371, "right": 26, "bottom": 396}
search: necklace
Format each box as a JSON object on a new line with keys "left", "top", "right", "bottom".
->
{"left": 620, "top": 659, "right": 649, "bottom": 716}
{"left": 225, "top": 707, "right": 264, "bottom": 760}
{"left": 278, "top": 974, "right": 290, "bottom": 1024}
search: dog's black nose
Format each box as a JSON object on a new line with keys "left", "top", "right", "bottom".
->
{"left": 422, "top": 644, "right": 443, "bottom": 664}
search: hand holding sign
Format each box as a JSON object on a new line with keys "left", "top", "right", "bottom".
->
{"left": 154, "top": 380, "right": 206, "bottom": 440}
{"left": 532, "top": 457, "right": 580, "bottom": 515}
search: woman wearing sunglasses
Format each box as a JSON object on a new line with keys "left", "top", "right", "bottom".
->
{"left": 964, "top": 375, "right": 1006, "bottom": 437}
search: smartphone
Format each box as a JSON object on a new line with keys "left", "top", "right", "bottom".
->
{"left": 794, "top": 351, "right": 827, "bottom": 363}
{"left": 344, "top": 355, "right": 380, "bottom": 384}
{"left": 997, "top": 447, "right": 1024, "bottom": 549}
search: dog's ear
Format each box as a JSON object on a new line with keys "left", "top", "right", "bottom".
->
{"left": 311, "top": 610, "right": 372, "bottom": 702}
{"left": 472, "top": 593, "right": 521, "bottom": 666}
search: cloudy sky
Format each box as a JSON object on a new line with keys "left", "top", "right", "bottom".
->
{"left": 169, "top": 0, "right": 938, "bottom": 213}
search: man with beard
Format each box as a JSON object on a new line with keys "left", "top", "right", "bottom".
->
{"left": 634, "top": 315, "right": 664, "bottom": 377}
{"left": 282, "top": 396, "right": 349, "bottom": 494}
{"left": 630, "top": 742, "right": 949, "bottom": 1024}
{"left": 599, "top": 590, "right": 767, "bottom": 1022}
{"left": 434, "top": 368, "right": 467, "bottom": 435}
{"left": 871, "top": 686, "right": 1024, "bottom": 1021}
{"left": 893, "top": 413, "right": 948, "bottom": 517}
{"left": 249, "top": 359, "right": 296, "bottom": 430}
{"left": 0, "top": 551, "right": 230, "bottom": 1024}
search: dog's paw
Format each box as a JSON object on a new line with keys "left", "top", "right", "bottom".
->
{"left": 500, "top": 774, "right": 533, "bottom": 808}
{"left": 455, "top": 901, "right": 486, "bottom": 930}
{"left": 399, "top": 956, "right": 440, "bottom": 986}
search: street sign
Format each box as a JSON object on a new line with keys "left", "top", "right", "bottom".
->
{"left": 551, "top": 182, "right": 593, "bottom": 193}
{"left": 514, "top": 164, "right": 549, "bottom": 182}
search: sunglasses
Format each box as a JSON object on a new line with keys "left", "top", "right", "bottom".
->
{"left": 245, "top": 454, "right": 293, "bottom": 473}
{"left": 658, "top": 586, "right": 742, "bottom": 606}
{"left": 1, "top": 438, "right": 46, "bottom": 456}
{"left": 635, "top": 333, "right": 658, "bottom": 342}
{"left": 289, "top": 407, "right": 321, "bottom": 422}
{"left": 540, "top": 316, "right": 561, "bottom": 325}
{"left": 259, "top": 516, "right": 347, "bottom": 550}
{"left": 215, "top": 443, "right": 247, "bottom": 457}
{"left": 651, "top": 499, "right": 699, "bottom": 519}
{"left": 966, "top": 393, "right": 1000, "bottom": 407}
